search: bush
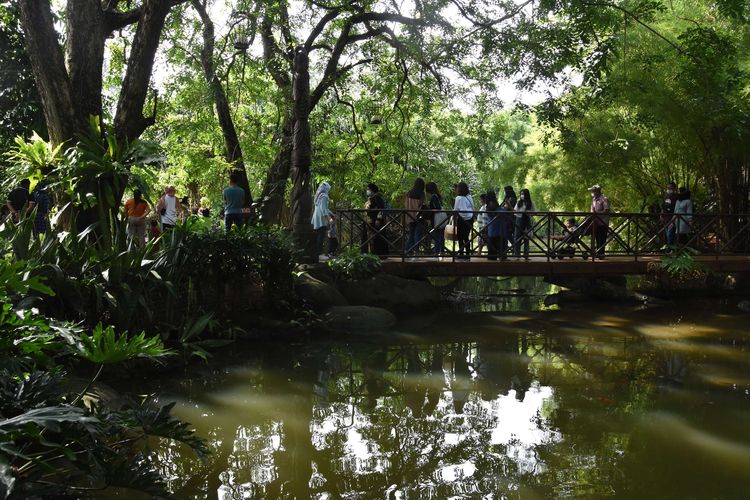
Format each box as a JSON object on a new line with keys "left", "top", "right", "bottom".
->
{"left": 327, "top": 247, "right": 382, "bottom": 281}
{"left": 0, "top": 219, "right": 299, "bottom": 340}
{"left": 0, "top": 260, "right": 206, "bottom": 499}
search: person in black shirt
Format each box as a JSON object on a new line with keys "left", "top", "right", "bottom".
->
{"left": 364, "top": 183, "right": 388, "bottom": 256}
{"left": 6, "top": 179, "right": 32, "bottom": 223}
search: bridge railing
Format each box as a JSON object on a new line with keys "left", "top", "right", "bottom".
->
{"left": 333, "top": 209, "right": 750, "bottom": 260}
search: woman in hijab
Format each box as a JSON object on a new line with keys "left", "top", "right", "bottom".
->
{"left": 311, "top": 181, "right": 332, "bottom": 257}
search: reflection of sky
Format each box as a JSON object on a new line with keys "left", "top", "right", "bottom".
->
{"left": 488, "top": 384, "right": 560, "bottom": 473}
{"left": 307, "top": 382, "right": 559, "bottom": 485}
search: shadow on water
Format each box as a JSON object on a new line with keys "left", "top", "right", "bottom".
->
{"left": 140, "top": 287, "right": 750, "bottom": 499}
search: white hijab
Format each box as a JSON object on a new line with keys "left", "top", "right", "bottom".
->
{"left": 314, "top": 181, "right": 331, "bottom": 205}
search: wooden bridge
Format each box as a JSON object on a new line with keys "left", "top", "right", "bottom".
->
{"left": 332, "top": 209, "right": 750, "bottom": 277}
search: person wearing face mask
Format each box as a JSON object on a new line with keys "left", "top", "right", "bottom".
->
{"left": 513, "top": 189, "right": 536, "bottom": 259}
{"left": 662, "top": 181, "right": 678, "bottom": 248}
{"left": 589, "top": 184, "right": 610, "bottom": 259}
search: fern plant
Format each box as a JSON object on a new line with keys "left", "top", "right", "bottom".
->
{"left": 659, "top": 246, "right": 705, "bottom": 278}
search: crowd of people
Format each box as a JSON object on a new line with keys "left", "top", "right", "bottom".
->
{"left": 311, "top": 178, "right": 695, "bottom": 261}
{"left": 4, "top": 171, "right": 251, "bottom": 247}
{"left": 5, "top": 173, "right": 694, "bottom": 260}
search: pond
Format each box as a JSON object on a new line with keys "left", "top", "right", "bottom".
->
{"left": 144, "top": 286, "right": 750, "bottom": 499}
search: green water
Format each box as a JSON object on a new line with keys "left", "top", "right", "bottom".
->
{"left": 147, "top": 297, "right": 750, "bottom": 499}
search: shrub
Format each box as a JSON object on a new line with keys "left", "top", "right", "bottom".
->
{"left": 327, "top": 247, "right": 382, "bottom": 281}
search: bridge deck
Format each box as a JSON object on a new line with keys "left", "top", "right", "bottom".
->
{"left": 377, "top": 255, "right": 750, "bottom": 277}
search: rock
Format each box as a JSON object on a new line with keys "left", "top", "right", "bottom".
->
{"left": 297, "top": 263, "right": 337, "bottom": 284}
{"left": 294, "top": 273, "right": 348, "bottom": 310}
{"left": 338, "top": 273, "right": 442, "bottom": 313}
{"left": 324, "top": 305, "right": 397, "bottom": 332}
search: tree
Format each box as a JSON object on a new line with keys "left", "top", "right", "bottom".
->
{"left": 16, "top": 0, "right": 188, "bottom": 229}
{"left": 0, "top": 4, "right": 46, "bottom": 164}
{"left": 190, "top": 0, "right": 253, "bottom": 206}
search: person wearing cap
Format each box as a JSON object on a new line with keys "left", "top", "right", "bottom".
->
{"left": 589, "top": 184, "right": 610, "bottom": 258}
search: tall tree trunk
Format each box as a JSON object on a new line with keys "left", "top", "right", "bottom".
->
{"left": 259, "top": 106, "right": 293, "bottom": 225}
{"left": 191, "top": 0, "right": 252, "bottom": 205}
{"left": 65, "top": 0, "right": 106, "bottom": 126}
{"left": 290, "top": 47, "right": 316, "bottom": 260}
{"left": 113, "top": 0, "right": 174, "bottom": 143}
{"left": 18, "top": 0, "right": 80, "bottom": 145}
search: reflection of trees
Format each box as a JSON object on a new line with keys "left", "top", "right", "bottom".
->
{"left": 154, "top": 307, "right": 750, "bottom": 499}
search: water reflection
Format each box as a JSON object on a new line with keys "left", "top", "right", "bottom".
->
{"left": 148, "top": 302, "right": 750, "bottom": 499}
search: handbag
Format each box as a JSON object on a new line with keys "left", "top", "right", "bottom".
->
{"left": 434, "top": 210, "right": 448, "bottom": 229}
{"left": 444, "top": 216, "right": 458, "bottom": 241}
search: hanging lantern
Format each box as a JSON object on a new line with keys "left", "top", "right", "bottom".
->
{"left": 369, "top": 114, "right": 383, "bottom": 125}
{"left": 234, "top": 35, "right": 249, "bottom": 51}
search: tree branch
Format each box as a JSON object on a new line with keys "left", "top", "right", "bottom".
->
{"left": 104, "top": 6, "right": 143, "bottom": 33}
{"left": 304, "top": 8, "right": 342, "bottom": 52}
{"left": 114, "top": 0, "right": 178, "bottom": 142}
{"left": 582, "top": 1, "right": 685, "bottom": 54}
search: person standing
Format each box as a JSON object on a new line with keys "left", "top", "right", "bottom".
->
{"left": 477, "top": 193, "right": 489, "bottom": 255}
{"left": 662, "top": 181, "right": 678, "bottom": 247}
{"left": 31, "top": 180, "right": 51, "bottom": 235}
{"left": 426, "top": 182, "right": 446, "bottom": 255}
{"left": 223, "top": 171, "right": 246, "bottom": 231}
{"left": 327, "top": 214, "right": 339, "bottom": 258}
{"left": 311, "top": 181, "right": 331, "bottom": 256}
{"left": 156, "top": 186, "right": 183, "bottom": 231}
{"left": 675, "top": 187, "right": 693, "bottom": 246}
{"left": 453, "top": 182, "right": 474, "bottom": 259}
{"left": 6, "top": 179, "right": 32, "bottom": 223}
{"left": 404, "top": 178, "right": 426, "bottom": 254}
{"left": 502, "top": 186, "right": 517, "bottom": 210}
{"left": 365, "top": 183, "right": 388, "bottom": 256}
{"left": 123, "top": 189, "right": 151, "bottom": 245}
{"left": 513, "top": 189, "right": 536, "bottom": 259}
{"left": 486, "top": 191, "right": 509, "bottom": 260}
{"left": 590, "top": 184, "right": 611, "bottom": 259}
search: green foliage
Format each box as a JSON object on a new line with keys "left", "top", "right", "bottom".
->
{"left": 659, "top": 246, "right": 705, "bottom": 278}
{"left": 76, "top": 324, "right": 172, "bottom": 364}
{"left": 0, "top": 4, "right": 46, "bottom": 163}
{"left": 0, "top": 261, "right": 205, "bottom": 499}
{"left": 2, "top": 133, "right": 62, "bottom": 188}
{"left": 56, "top": 119, "right": 164, "bottom": 210}
{"left": 161, "top": 223, "right": 297, "bottom": 307}
{"left": 328, "top": 247, "right": 382, "bottom": 281}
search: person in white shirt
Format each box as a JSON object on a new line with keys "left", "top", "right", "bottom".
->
{"left": 674, "top": 187, "right": 693, "bottom": 246}
{"left": 156, "top": 186, "right": 184, "bottom": 231}
{"left": 477, "top": 193, "right": 490, "bottom": 255}
{"left": 513, "top": 188, "right": 536, "bottom": 259}
{"left": 453, "top": 181, "right": 474, "bottom": 259}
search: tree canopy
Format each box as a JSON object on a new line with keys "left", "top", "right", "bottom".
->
{"left": 2, "top": 0, "right": 748, "bottom": 220}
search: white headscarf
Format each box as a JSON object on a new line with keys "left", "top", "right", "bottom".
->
{"left": 314, "top": 181, "right": 331, "bottom": 205}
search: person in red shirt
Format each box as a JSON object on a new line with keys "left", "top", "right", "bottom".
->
{"left": 123, "top": 189, "right": 151, "bottom": 246}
